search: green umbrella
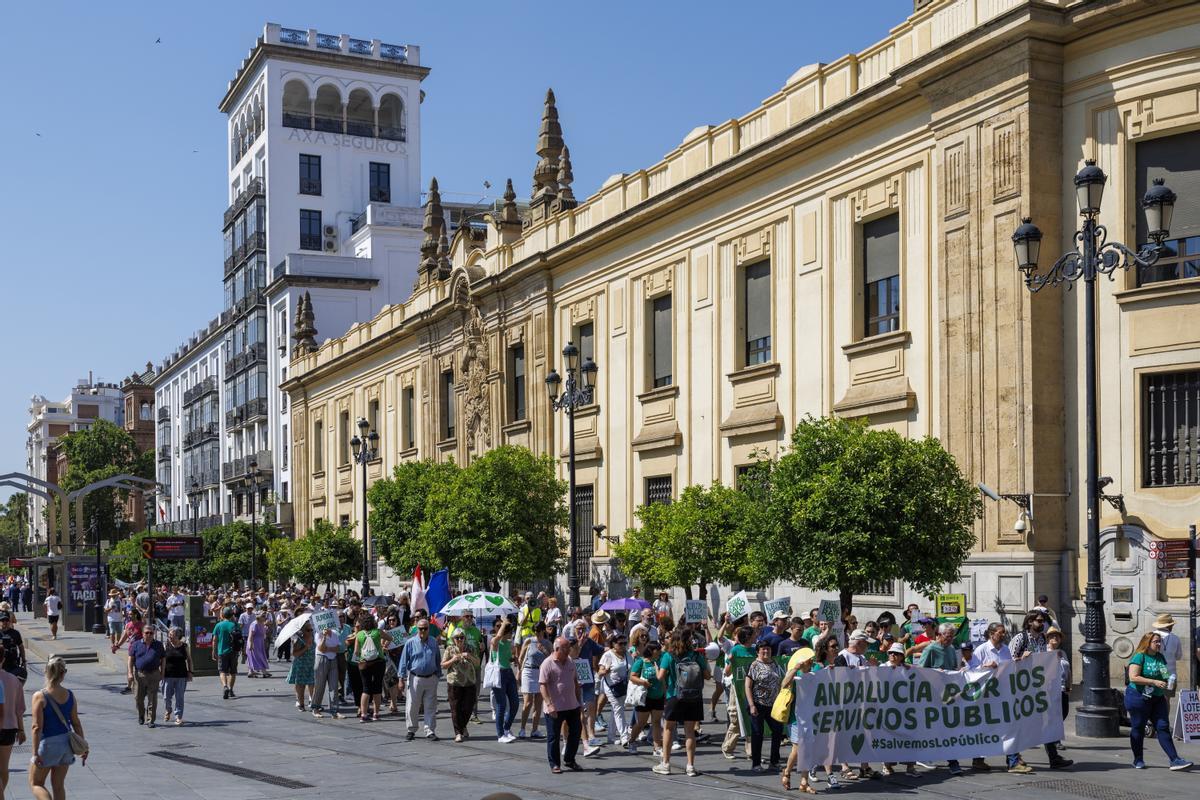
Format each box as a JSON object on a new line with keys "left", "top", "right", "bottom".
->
{"left": 441, "top": 592, "right": 517, "bottom": 617}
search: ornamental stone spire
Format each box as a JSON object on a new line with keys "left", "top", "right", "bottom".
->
{"left": 292, "top": 291, "right": 318, "bottom": 353}
{"left": 532, "top": 88, "right": 564, "bottom": 204}
{"left": 420, "top": 177, "right": 445, "bottom": 276}
{"left": 553, "top": 145, "right": 577, "bottom": 211}
{"left": 436, "top": 228, "right": 452, "bottom": 281}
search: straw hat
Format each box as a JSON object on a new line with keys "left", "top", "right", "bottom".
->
{"left": 591, "top": 610, "right": 610, "bottom": 625}
{"left": 1153, "top": 613, "right": 1176, "bottom": 629}
{"left": 793, "top": 647, "right": 817, "bottom": 662}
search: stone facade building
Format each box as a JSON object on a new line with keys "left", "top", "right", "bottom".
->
{"left": 284, "top": 0, "right": 1200, "bottom": 669}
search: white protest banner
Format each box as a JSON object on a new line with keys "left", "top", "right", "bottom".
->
{"left": 684, "top": 599, "right": 708, "bottom": 624}
{"left": 764, "top": 597, "right": 792, "bottom": 620}
{"left": 817, "top": 599, "right": 840, "bottom": 623}
{"left": 1174, "top": 689, "right": 1200, "bottom": 742}
{"left": 726, "top": 591, "right": 750, "bottom": 621}
{"left": 310, "top": 608, "right": 338, "bottom": 635}
{"left": 792, "top": 651, "right": 1063, "bottom": 765}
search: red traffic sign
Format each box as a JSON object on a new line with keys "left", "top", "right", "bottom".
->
{"left": 143, "top": 536, "right": 204, "bottom": 560}
{"left": 7, "top": 557, "right": 30, "bottom": 568}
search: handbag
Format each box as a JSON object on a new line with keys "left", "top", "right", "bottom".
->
{"left": 626, "top": 680, "right": 648, "bottom": 707}
{"left": 43, "top": 691, "right": 88, "bottom": 756}
{"left": 482, "top": 656, "right": 502, "bottom": 690}
{"left": 770, "top": 682, "right": 794, "bottom": 724}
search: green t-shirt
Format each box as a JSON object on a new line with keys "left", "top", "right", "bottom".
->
{"left": 356, "top": 629, "right": 384, "bottom": 661}
{"left": 802, "top": 626, "right": 821, "bottom": 644}
{"left": 212, "top": 619, "right": 236, "bottom": 656}
{"left": 918, "top": 641, "right": 959, "bottom": 670}
{"left": 491, "top": 638, "right": 513, "bottom": 669}
{"left": 1131, "top": 651, "right": 1169, "bottom": 697}
{"left": 730, "top": 644, "right": 756, "bottom": 659}
{"left": 659, "top": 651, "right": 705, "bottom": 699}
{"left": 632, "top": 656, "right": 665, "bottom": 700}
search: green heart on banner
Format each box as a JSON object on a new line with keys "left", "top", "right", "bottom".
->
{"left": 850, "top": 733, "right": 865, "bottom": 755}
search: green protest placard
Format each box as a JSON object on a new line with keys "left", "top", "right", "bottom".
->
{"left": 935, "top": 593, "right": 968, "bottom": 645}
{"left": 792, "top": 651, "right": 1063, "bottom": 764}
{"left": 731, "top": 654, "right": 790, "bottom": 739}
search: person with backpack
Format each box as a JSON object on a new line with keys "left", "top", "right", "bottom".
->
{"left": 356, "top": 614, "right": 394, "bottom": 724}
{"left": 0, "top": 614, "right": 25, "bottom": 685}
{"left": 211, "top": 606, "right": 242, "bottom": 699}
{"left": 653, "top": 629, "right": 710, "bottom": 777}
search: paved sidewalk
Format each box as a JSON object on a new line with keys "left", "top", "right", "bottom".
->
{"left": 8, "top": 613, "right": 1199, "bottom": 800}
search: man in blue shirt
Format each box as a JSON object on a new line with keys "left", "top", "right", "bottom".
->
{"left": 755, "top": 611, "right": 790, "bottom": 655}
{"left": 397, "top": 620, "right": 441, "bottom": 741}
{"left": 131, "top": 624, "right": 165, "bottom": 727}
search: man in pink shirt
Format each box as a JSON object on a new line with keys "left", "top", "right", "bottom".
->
{"left": 539, "top": 637, "right": 582, "bottom": 774}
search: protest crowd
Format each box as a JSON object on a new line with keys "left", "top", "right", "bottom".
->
{"left": 0, "top": 572, "right": 1196, "bottom": 795}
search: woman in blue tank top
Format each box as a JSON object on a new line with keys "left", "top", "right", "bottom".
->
{"left": 31, "top": 655, "right": 86, "bottom": 799}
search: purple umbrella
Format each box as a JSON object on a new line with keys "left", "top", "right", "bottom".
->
{"left": 601, "top": 597, "right": 651, "bottom": 612}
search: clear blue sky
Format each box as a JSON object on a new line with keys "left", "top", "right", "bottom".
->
{"left": 0, "top": 0, "right": 901, "bottom": 498}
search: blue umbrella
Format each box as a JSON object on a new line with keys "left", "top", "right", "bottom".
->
{"left": 601, "top": 597, "right": 651, "bottom": 612}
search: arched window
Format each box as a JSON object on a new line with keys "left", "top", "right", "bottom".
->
{"left": 378, "top": 93, "right": 405, "bottom": 141}
{"left": 346, "top": 89, "right": 374, "bottom": 137}
{"left": 140, "top": 402, "right": 152, "bottom": 421}
{"left": 314, "top": 84, "right": 343, "bottom": 133}
{"left": 232, "top": 121, "right": 244, "bottom": 165}
{"left": 282, "top": 80, "right": 312, "bottom": 129}
{"left": 253, "top": 99, "right": 263, "bottom": 138}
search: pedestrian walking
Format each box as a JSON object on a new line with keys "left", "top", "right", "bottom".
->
{"left": 311, "top": 616, "right": 342, "bottom": 719}
{"left": 598, "top": 633, "right": 632, "bottom": 747}
{"left": 540, "top": 637, "right": 583, "bottom": 774}
{"left": 627, "top": 640, "right": 665, "bottom": 756}
{"left": 104, "top": 590, "right": 124, "bottom": 648}
{"left": 443, "top": 629, "right": 480, "bottom": 741}
{"left": 720, "top": 625, "right": 757, "bottom": 760}
{"left": 397, "top": 618, "right": 437, "bottom": 739}
{"left": 162, "top": 627, "right": 192, "bottom": 726}
{"left": 275, "top": 604, "right": 294, "bottom": 662}
{"left": 517, "top": 623, "right": 548, "bottom": 739}
{"left": 746, "top": 640, "right": 785, "bottom": 773}
{"left": 0, "top": 663, "right": 27, "bottom": 795}
{"left": 287, "top": 621, "right": 315, "bottom": 711}
{"left": 212, "top": 606, "right": 241, "bottom": 699}
{"left": 43, "top": 587, "right": 61, "bottom": 640}
{"left": 131, "top": 623, "right": 164, "bottom": 727}
{"left": 355, "top": 614, "right": 392, "bottom": 723}
{"left": 247, "top": 610, "right": 271, "bottom": 678}
{"left": 166, "top": 587, "right": 186, "bottom": 631}
{"left": 29, "top": 656, "right": 86, "bottom": 800}
{"left": 654, "top": 629, "right": 710, "bottom": 777}
{"left": 490, "top": 622, "right": 520, "bottom": 742}
{"left": 1125, "top": 631, "right": 1192, "bottom": 771}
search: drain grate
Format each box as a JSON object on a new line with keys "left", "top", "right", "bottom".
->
{"left": 149, "top": 750, "right": 313, "bottom": 788}
{"left": 1023, "top": 778, "right": 1156, "bottom": 800}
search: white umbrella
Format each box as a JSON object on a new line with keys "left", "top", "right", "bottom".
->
{"left": 272, "top": 612, "right": 311, "bottom": 651}
{"left": 441, "top": 592, "right": 517, "bottom": 617}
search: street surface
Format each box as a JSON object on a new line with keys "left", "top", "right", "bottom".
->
{"left": 14, "top": 618, "right": 1198, "bottom": 800}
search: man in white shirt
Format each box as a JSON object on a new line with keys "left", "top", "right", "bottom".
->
{"left": 544, "top": 597, "right": 562, "bottom": 628}
{"left": 629, "top": 609, "right": 660, "bottom": 644}
{"left": 835, "top": 630, "right": 869, "bottom": 667}
{"left": 167, "top": 588, "right": 187, "bottom": 631}
{"left": 1153, "top": 613, "right": 1182, "bottom": 683}
{"left": 105, "top": 590, "right": 126, "bottom": 646}
{"left": 973, "top": 623, "right": 1012, "bottom": 668}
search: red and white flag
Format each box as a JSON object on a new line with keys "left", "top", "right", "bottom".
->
{"left": 158, "top": 501, "right": 168, "bottom": 523}
{"left": 411, "top": 563, "right": 428, "bottom": 613}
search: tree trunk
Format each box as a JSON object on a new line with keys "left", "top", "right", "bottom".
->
{"left": 839, "top": 586, "right": 854, "bottom": 626}
{"left": 683, "top": 585, "right": 694, "bottom": 600}
{"left": 698, "top": 580, "right": 708, "bottom": 606}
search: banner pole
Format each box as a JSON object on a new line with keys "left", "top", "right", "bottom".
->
{"left": 1190, "top": 524, "right": 1197, "bottom": 692}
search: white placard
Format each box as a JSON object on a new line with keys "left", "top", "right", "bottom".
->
{"left": 726, "top": 591, "right": 750, "bottom": 620}
{"left": 684, "top": 599, "right": 708, "bottom": 624}
{"left": 764, "top": 597, "right": 792, "bottom": 619}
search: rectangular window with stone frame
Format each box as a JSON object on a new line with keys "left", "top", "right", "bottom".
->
{"left": 312, "top": 419, "right": 323, "bottom": 474}
{"left": 863, "top": 213, "right": 901, "bottom": 337}
{"left": 300, "top": 209, "right": 322, "bottom": 251}
{"left": 441, "top": 370, "right": 456, "bottom": 440}
{"left": 650, "top": 293, "right": 673, "bottom": 388}
{"left": 299, "top": 154, "right": 321, "bottom": 195}
{"left": 742, "top": 261, "right": 771, "bottom": 366}
{"left": 338, "top": 410, "right": 350, "bottom": 466}
{"left": 645, "top": 475, "right": 672, "bottom": 505}
{"left": 402, "top": 385, "right": 416, "bottom": 450}
{"left": 508, "top": 344, "right": 526, "bottom": 422}
{"left": 1136, "top": 130, "right": 1200, "bottom": 286}
{"left": 1142, "top": 369, "right": 1200, "bottom": 487}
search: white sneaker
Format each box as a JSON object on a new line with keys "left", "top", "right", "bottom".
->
{"left": 672, "top": 741, "right": 683, "bottom": 752}
{"left": 499, "top": 733, "right": 515, "bottom": 743}
{"left": 638, "top": 730, "right": 649, "bottom": 743}
{"left": 583, "top": 744, "right": 601, "bottom": 758}
{"left": 652, "top": 762, "right": 671, "bottom": 775}
{"left": 686, "top": 765, "right": 699, "bottom": 777}
{"left": 619, "top": 735, "right": 629, "bottom": 747}
{"left": 827, "top": 774, "right": 840, "bottom": 789}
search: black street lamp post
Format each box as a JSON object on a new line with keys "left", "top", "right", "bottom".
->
{"left": 350, "top": 417, "right": 379, "bottom": 598}
{"left": 90, "top": 515, "right": 105, "bottom": 634}
{"left": 546, "top": 342, "right": 598, "bottom": 611}
{"left": 1011, "top": 160, "right": 1176, "bottom": 738}
{"left": 247, "top": 460, "right": 262, "bottom": 591}
{"left": 189, "top": 480, "right": 200, "bottom": 536}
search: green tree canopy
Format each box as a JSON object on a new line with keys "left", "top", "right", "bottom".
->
{"left": 265, "top": 538, "right": 296, "bottom": 585}
{"left": 56, "top": 419, "right": 153, "bottom": 546}
{"left": 423, "top": 446, "right": 568, "bottom": 585}
{"left": 762, "top": 415, "right": 981, "bottom": 617}
{"left": 109, "top": 522, "right": 276, "bottom": 586}
{"left": 615, "top": 481, "right": 773, "bottom": 600}
{"left": 290, "top": 520, "right": 362, "bottom": 589}
{"left": 368, "top": 459, "right": 460, "bottom": 571}
{"left": 0, "top": 493, "right": 29, "bottom": 560}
